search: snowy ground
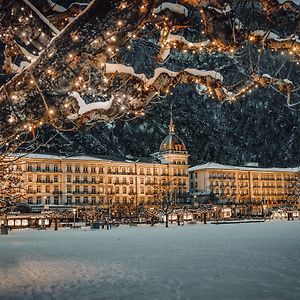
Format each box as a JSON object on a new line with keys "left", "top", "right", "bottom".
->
{"left": 1, "top": 221, "right": 300, "bottom": 300}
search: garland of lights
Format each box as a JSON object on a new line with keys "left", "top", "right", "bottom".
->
{"left": 0, "top": 0, "right": 299, "bottom": 145}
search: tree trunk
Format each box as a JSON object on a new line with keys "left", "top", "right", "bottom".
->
{"left": 165, "top": 213, "right": 169, "bottom": 228}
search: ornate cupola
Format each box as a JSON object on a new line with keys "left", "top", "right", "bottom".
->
{"left": 159, "top": 113, "right": 187, "bottom": 154}
{"left": 158, "top": 113, "right": 188, "bottom": 165}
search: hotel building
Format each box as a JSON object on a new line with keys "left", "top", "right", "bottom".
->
{"left": 189, "top": 162, "right": 300, "bottom": 210}
{"left": 15, "top": 116, "right": 189, "bottom": 208}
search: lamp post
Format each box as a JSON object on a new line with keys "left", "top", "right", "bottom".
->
{"left": 213, "top": 206, "right": 218, "bottom": 224}
{"left": 72, "top": 208, "right": 76, "bottom": 228}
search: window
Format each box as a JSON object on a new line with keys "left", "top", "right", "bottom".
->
{"left": 140, "top": 178, "right": 144, "bottom": 184}
{"left": 27, "top": 198, "right": 33, "bottom": 204}
{"left": 75, "top": 175, "right": 80, "bottom": 183}
{"left": 190, "top": 173, "right": 193, "bottom": 179}
{"left": 83, "top": 176, "right": 88, "bottom": 183}
{"left": 45, "top": 197, "right": 51, "bottom": 204}
{"left": 83, "top": 197, "right": 88, "bottom": 204}
{"left": 75, "top": 186, "right": 80, "bottom": 193}
{"left": 83, "top": 166, "right": 88, "bottom": 173}
{"left": 54, "top": 186, "right": 59, "bottom": 193}
{"left": 107, "top": 167, "right": 111, "bottom": 174}
{"left": 91, "top": 197, "right": 96, "bottom": 205}
{"left": 28, "top": 175, "right": 33, "bottom": 182}
{"left": 45, "top": 165, "right": 50, "bottom": 172}
{"left": 27, "top": 165, "right": 32, "bottom": 171}
{"left": 83, "top": 186, "right": 88, "bottom": 193}
{"left": 67, "top": 175, "right": 71, "bottom": 183}
{"left": 54, "top": 165, "right": 59, "bottom": 172}
{"left": 108, "top": 177, "right": 112, "bottom": 184}
{"left": 46, "top": 176, "right": 50, "bottom": 183}
{"left": 99, "top": 177, "right": 103, "bottom": 183}
{"left": 36, "top": 165, "right": 41, "bottom": 171}
{"left": 91, "top": 166, "right": 96, "bottom": 173}
{"left": 46, "top": 186, "right": 50, "bottom": 193}
{"left": 91, "top": 176, "right": 96, "bottom": 183}
{"left": 75, "top": 165, "right": 80, "bottom": 173}
{"left": 54, "top": 176, "right": 58, "bottom": 183}
{"left": 67, "top": 196, "right": 72, "bottom": 205}
{"left": 123, "top": 187, "right": 127, "bottom": 194}
{"left": 75, "top": 197, "right": 80, "bottom": 204}
{"left": 130, "top": 178, "right": 133, "bottom": 184}
{"left": 91, "top": 186, "right": 96, "bottom": 193}
{"left": 54, "top": 196, "right": 59, "bottom": 205}
{"left": 115, "top": 186, "right": 120, "bottom": 194}
{"left": 37, "top": 186, "right": 41, "bottom": 193}
{"left": 37, "top": 197, "right": 42, "bottom": 204}
{"left": 67, "top": 165, "right": 72, "bottom": 172}
{"left": 67, "top": 185, "right": 72, "bottom": 193}
{"left": 122, "top": 178, "right": 126, "bottom": 184}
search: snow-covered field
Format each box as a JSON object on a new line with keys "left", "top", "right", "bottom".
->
{"left": 1, "top": 221, "right": 300, "bottom": 300}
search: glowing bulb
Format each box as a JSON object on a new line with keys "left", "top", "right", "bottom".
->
{"left": 8, "top": 116, "right": 15, "bottom": 124}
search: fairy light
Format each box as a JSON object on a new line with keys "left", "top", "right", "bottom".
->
{"left": 8, "top": 116, "right": 15, "bottom": 124}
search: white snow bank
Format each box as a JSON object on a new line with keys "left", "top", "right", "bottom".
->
{"left": 0, "top": 223, "right": 300, "bottom": 300}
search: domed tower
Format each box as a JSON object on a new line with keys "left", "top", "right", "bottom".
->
{"left": 159, "top": 113, "right": 189, "bottom": 165}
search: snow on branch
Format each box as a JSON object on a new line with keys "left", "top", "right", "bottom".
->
{"left": 0, "top": 0, "right": 299, "bottom": 143}
{"left": 68, "top": 91, "right": 113, "bottom": 119}
{"left": 249, "top": 31, "right": 300, "bottom": 56}
{"left": 153, "top": 2, "right": 189, "bottom": 17}
{"left": 22, "top": 0, "right": 60, "bottom": 34}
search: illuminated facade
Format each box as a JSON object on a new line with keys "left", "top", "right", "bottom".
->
{"left": 18, "top": 117, "right": 189, "bottom": 208}
{"left": 189, "top": 163, "right": 300, "bottom": 209}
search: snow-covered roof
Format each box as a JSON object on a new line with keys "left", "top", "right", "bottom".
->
{"left": 189, "top": 162, "right": 299, "bottom": 173}
{"left": 13, "top": 153, "right": 163, "bottom": 165}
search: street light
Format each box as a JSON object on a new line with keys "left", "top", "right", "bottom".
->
{"left": 213, "top": 206, "right": 218, "bottom": 224}
{"left": 72, "top": 208, "right": 76, "bottom": 228}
